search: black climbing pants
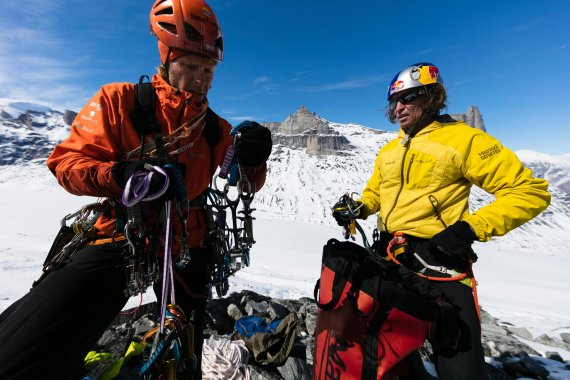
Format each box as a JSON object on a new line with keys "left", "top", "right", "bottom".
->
{"left": 0, "top": 243, "right": 129, "bottom": 380}
{"left": 0, "top": 243, "right": 212, "bottom": 380}
{"left": 377, "top": 233, "right": 489, "bottom": 380}
{"left": 431, "top": 278, "right": 488, "bottom": 380}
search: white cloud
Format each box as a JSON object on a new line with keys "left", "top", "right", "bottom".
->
{"left": 228, "top": 115, "right": 257, "bottom": 122}
{"left": 508, "top": 18, "right": 543, "bottom": 33}
{"left": 252, "top": 76, "right": 279, "bottom": 91}
{"left": 297, "top": 75, "right": 385, "bottom": 93}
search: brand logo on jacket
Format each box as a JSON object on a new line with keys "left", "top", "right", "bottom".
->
{"left": 72, "top": 121, "right": 94, "bottom": 133}
{"left": 478, "top": 144, "right": 501, "bottom": 160}
{"left": 89, "top": 102, "right": 102, "bottom": 112}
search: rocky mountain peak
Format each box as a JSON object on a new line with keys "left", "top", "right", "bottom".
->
{"left": 63, "top": 110, "right": 78, "bottom": 126}
{"left": 0, "top": 101, "right": 70, "bottom": 165}
{"left": 277, "top": 106, "right": 333, "bottom": 135}
{"left": 451, "top": 106, "right": 486, "bottom": 131}
{"left": 265, "top": 106, "right": 353, "bottom": 156}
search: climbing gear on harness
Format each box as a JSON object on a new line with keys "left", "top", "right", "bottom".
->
{"left": 207, "top": 169, "right": 256, "bottom": 297}
{"left": 139, "top": 304, "right": 197, "bottom": 378}
{"left": 386, "top": 232, "right": 469, "bottom": 282}
{"left": 386, "top": 231, "right": 481, "bottom": 322}
{"left": 120, "top": 160, "right": 188, "bottom": 297}
{"left": 33, "top": 200, "right": 111, "bottom": 287}
{"left": 331, "top": 192, "right": 373, "bottom": 253}
{"left": 122, "top": 164, "right": 171, "bottom": 206}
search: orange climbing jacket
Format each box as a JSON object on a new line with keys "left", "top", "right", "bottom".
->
{"left": 47, "top": 74, "right": 266, "bottom": 250}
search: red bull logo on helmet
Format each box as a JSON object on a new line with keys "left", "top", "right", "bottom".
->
{"left": 415, "top": 64, "right": 440, "bottom": 85}
{"left": 428, "top": 65, "right": 439, "bottom": 79}
{"left": 202, "top": 6, "right": 211, "bottom": 17}
{"left": 389, "top": 80, "right": 404, "bottom": 96}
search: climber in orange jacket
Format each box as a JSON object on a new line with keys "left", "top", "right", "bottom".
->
{"left": 0, "top": 1, "right": 272, "bottom": 379}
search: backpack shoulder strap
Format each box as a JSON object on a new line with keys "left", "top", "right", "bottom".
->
{"left": 130, "top": 75, "right": 220, "bottom": 148}
{"left": 204, "top": 107, "right": 220, "bottom": 147}
{"left": 130, "top": 75, "right": 158, "bottom": 136}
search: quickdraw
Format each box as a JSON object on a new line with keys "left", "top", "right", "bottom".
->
{"left": 34, "top": 200, "right": 110, "bottom": 287}
{"left": 331, "top": 192, "right": 373, "bottom": 253}
{"left": 207, "top": 172, "right": 255, "bottom": 298}
{"left": 121, "top": 165, "right": 173, "bottom": 298}
{"left": 139, "top": 304, "right": 197, "bottom": 379}
{"left": 121, "top": 162, "right": 191, "bottom": 298}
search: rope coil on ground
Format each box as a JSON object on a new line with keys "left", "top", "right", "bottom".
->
{"left": 202, "top": 337, "right": 250, "bottom": 380}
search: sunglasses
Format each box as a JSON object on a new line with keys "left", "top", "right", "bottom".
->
{"left": 389, "top": 90, "right": 426, "bottom": 110}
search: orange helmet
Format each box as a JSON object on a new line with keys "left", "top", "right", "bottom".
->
{"left": 150, "top": 0, "right": 224, "bottom": 63}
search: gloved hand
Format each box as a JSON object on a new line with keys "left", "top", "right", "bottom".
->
{"left": 331, "top": 194, "right": 361, "bottom": 227}
{"left": 232, "top": 121, "right": 272, "bottom": 167}
{"left": 431, "top": 221, "right": 478, "bottom": 264}
{"left": 112, "top": 157, "right": 185, "bottom": 202}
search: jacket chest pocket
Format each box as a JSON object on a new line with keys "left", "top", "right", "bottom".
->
{"left": 404, "top": 150, "right": 437, "bottom": 189}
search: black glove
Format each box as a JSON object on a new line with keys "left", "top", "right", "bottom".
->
{"left": 112, "top": 157, "right": 184, "bottom": 202}
{"left": 233, "top": 121, "right": 272, "bottom": 166}
{"left": 331, "top": 195, "right": 361, "bottom": 227}
{"left": 431, "top": 221, "right": 478, "bottom": 264}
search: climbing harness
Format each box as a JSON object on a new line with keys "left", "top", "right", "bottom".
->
{"left": 386, "top": 232, "right": 469, "bottom": 282}
{"left": 385, "top": 231, "right": 481, "bottom": 322}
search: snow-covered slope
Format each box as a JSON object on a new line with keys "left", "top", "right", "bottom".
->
{"left": 1, "top": 99, "right": 569, "bottom": 252}
{"left": 0, "top": 99, "right": 70, "bottom": 165}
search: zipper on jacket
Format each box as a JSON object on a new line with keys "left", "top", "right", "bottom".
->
{"left": 406, "top": 153, "right": 416, "bottom": 184}
{"left": 429, "top": 194, "right": 448, "bottom": 229}
{"left": 383, "top": 144, "right": 411, "bottom": 232}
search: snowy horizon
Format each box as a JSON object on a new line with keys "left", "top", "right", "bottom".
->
{"left": 1, "top": 164, "right": 569, "bottom": 365}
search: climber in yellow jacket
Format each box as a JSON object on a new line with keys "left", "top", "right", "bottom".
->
{"left": 335, "top": 62, "right": 550, "bottom": 380}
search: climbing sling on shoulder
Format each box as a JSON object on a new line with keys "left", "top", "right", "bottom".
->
{"left": 313, "top": 238, "right": 443, "bottom": 380}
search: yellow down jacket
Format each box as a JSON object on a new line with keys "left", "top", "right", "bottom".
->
{"left": 360, "top": 116, "right": 550, "bottom": 242}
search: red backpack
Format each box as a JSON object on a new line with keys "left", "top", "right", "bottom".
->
{"left": 313, "top": 239, "right": 442, "bottom": 379}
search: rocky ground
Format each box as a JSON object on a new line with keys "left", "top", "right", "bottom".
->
{"left": 95, "top": 290, "right": 570, "bottom": 379}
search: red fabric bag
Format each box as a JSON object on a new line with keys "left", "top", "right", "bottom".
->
{"left": 313, "top": 239, "right": 436, "bottom": 379}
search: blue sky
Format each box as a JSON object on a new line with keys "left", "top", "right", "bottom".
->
{"left": 1, "top": 0, "right": 569, "bottom": 154}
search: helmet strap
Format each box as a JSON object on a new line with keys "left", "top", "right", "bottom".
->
{"left": 161, "top": 47, "right": 173, "bottom": 84}
{"left": 163, "top": 47, "right": 173, "bottom": 67}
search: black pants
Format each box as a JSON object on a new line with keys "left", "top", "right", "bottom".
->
{"left": 377, "top": 233, "right": 489, "bottom": 380}
{"left": 0, "top": 243, "right": 129, "bottom": 380}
